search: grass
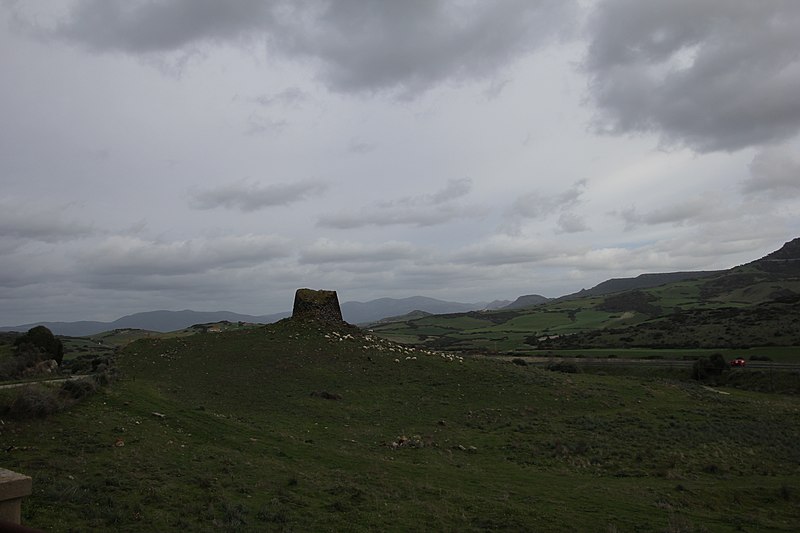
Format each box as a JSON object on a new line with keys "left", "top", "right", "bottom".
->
{"left": 369, "top": 261, "right": 800, "bottom": 355}
{"left": 1, "top": 319, "right": 799, "bottom": 531}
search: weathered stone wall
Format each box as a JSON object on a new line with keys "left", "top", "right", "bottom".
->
{"left": 292, "top": 288, "right": 344, "bottom": 323}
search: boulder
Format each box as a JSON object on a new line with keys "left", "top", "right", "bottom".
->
{"left": 292, "top": 288, "right": 344, "bottom": 323}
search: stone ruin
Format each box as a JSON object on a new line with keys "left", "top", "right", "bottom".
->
{"left": 291, "top": 288, "right": 344, "bottom": 323}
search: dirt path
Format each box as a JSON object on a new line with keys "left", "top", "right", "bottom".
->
{"left": 0, "top": 375, "right": 91, "bottom": 390}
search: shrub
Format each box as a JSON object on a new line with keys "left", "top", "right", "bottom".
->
{"left": 14, "top": 326, "right": 63, "bottom": 365}
{"left": 691, "top": 353, "right": 728, "bottom": 381}
{"left": 60, "top": 378, "right": 98, "bottom": 400}
{"left": 511, "top": 358, "right": 528, "bottom": 366}
{"left": 0, "top": 345, "right": 44, "bottom": 379}
{"left": 546, "top": 361, "right": 580, "bottom": 374}
{"left": 5, "top": 386, "right": 63, "bottom": 419}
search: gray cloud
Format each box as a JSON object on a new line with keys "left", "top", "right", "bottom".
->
{"left": 347, "top": 139, "right": 376, "bottom": 154}
{"left": 584, "top": 0, "right": 800, "bottom": 152}
{"left": 191, "top": 180, "right": 327, "bottom": 212}
{"left": 617, "top": 198, "right": 711, "bottom": 230}
{"left": 556, "top": 212, "right": 589, "bottom": 234}
{"left": 78, "top": 234, "right": 291, "bottom": 277}
{"left": 0, "top": 201, "right": 93, "bottom": 243}
{"left": 510, "top": 180, "right": 586, "bottom": 219}
{"left": 318, "top": 178, "right": 478, "bottom": 229}
{"left": 36, "top": 0, "right": 576, "bottom": 97}
{"left": 453, "top": 236, "right": 557, "bottom": 266}
{"left": 300, "top": 239, "right": 417, "bottom": 264}
{"left": 743, "top": 147, "right": 800, "bottom": 198}
{"left": 244, "top": 114, "right": 288, "bottom": 136}
{"left": 47, "top": 0, "right": 275, "bottom": 54}
{"left": 253, "top": 87, "right": 307, "bottom": 107}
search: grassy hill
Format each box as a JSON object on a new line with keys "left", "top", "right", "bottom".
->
{"left": 369, "top": 240, "right": 800, "bottom": 357}
{"left": 1, "top": 318, "right": 799, "bottom": 531}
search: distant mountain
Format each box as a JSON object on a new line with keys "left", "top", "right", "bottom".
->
{"left": 558, "top": 271, "right": 723, "bottom": 301}
{"left": 370, "top": 310, "right": 433, "bottom": 325}
{"left": 0, "top": 310, "right": 275, "bottom": 337}
{"left": 340, "top": 296, "right": 486, "bottom": 324}
{"left": 503, "top": 294, "right": 551, "bottom": 310}
{"left": 370, "top": 237, "right": 800, "bottom": 352}
{"left": 0, "top": 296, "right": 488, "bottom": 335}
{"left": 756, "top": 237, "right": 800, "bottom": 262}
{"left": 482, "top": 299, "right": 513, "bottom": 310}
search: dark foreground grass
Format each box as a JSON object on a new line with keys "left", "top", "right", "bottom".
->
{"left": 2, "top": 319, "right": 799, "bottom": 531}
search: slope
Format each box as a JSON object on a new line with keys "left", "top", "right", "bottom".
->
{"left": 2, "top": 319, "right": 799, "bottom": 531}
{"left": 370, "top": 238, "right": 800, "bottom": 354}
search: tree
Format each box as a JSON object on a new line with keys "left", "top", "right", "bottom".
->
{"left": 14, "top": 326, "right": 64, "bottom": 365}
{"left": 691, "top": 353, "right": 727, "bottom": 382}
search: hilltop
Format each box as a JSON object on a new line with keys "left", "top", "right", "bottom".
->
{"left": 0, "top": 296, "right": 498, "bottom": 336}
{"left": 2, "top": 310, "right": 799, "bottom": 531}
{"left": 371, "top": 238, "right": 800, "bottom": 353}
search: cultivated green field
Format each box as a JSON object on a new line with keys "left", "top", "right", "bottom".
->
{"left": 368, "top": 264, "right": 800, "bottom": 355}
{"left": 2, "top": 319, "right": 799, "bottom": 532}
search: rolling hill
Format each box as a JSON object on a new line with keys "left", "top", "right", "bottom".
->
{"left": 370, "top": 238, "right": 800, "bottom": 354}
{"left": 0, "top": 297, "right": 496, "bottom": 336}
{"left": 2, "top": 316, "right": 798, "bottom": 531}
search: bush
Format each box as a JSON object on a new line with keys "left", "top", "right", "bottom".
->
{"left": 691, "top": 353, "right": 728, "bottom": 381}
{"left": 546, "top": 361, "right": 580, "bottom": 374}
{"left": 511, "top": 358, "right": 528, "bottom": 366}
{"left": 14, "top": 326, "right": 63, "bottom": 365}
{"left": 5, "top": 385, "right": 63, "bottom": 419}
{"left": 0, "top": 345, "right": 44, "bottom": 380}
{"left": 60, "top": 378, "right": 98, "bottom": 399}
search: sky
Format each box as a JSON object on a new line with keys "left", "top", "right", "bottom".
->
{"left": 2, "top": 0, "right": 800, "bottom": 325}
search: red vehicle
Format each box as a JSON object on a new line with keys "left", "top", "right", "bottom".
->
{"left": 730, "top": 357, "right": 746, "bottom": 367}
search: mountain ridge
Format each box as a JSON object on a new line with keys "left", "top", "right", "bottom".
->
{"left": 5, "top": 238, "right": 797, "bottom": 336}
{"left": 0, "top": 296, "right": 493, "bottom": 336}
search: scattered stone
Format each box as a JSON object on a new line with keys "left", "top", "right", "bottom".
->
{"left": 151, "top": 412, "right": 166, "bottom": 419}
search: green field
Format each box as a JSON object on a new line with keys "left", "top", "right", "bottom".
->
{"left": 2, "top": 319, "right": 799, "bottom": 531}
{"left": 369, "top": 265, "right": 800, "bottom": 355}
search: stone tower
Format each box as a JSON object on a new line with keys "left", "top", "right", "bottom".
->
{"left": 291, "top": 288, "right": 344, "bottom": 323}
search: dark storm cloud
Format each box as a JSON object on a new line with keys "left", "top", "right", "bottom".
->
{"left": 39, "top": 0, "right": 577, "bottom": 96}
{"left": 49, "top": 0, "right": 275, "bottom": 53}
{"left": 584, "top": 0, "right": 800, "bottom": 152}
{"left": 317, "top": 178, "right": 477, "bottom": 229}
{"left": 742, "top": 148, "right": 800, "bottom": 198}
{"left": 190, "top": 180, "right": 328, "bottom": 212}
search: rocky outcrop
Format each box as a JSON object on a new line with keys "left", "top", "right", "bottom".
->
{"left": 292, "top": 288, "right": 344, "bottom": 323}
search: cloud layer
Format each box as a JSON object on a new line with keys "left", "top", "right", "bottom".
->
{"left": 1, "top": 2, "right": 798, "bottom": 325}
{"left": 190, "top": 180, "right": 328, "bottom": 212}
{"left": 584, "top": 0, "right": 800, "bottom": 152}
{"left": 42, "top": 0, "right": 577, "bottom": 96}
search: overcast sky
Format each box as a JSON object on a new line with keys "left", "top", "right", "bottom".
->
{"left": 2, "top": 0, "right": 800, "bottom": 324}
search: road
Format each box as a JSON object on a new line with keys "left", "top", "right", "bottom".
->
{"left": 0, "top": 375, "right": 92, "bottom": 390}
{"left": 477, "top": 355, "right": 800, "bottom": 371}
